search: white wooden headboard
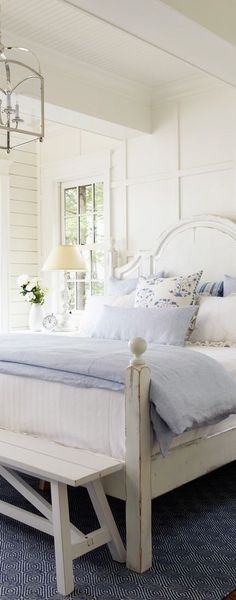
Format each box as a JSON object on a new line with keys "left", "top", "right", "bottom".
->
{"left": 115, "top": 215, "right": 236, "bottom": 280}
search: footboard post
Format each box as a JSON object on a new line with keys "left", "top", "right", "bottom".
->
{"left": 125, "top": 337, "right": 152, "bottom": 573}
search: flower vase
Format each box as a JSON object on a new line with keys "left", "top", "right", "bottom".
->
{"left": 28, "top": 303, "right": 44, "bottom": 332}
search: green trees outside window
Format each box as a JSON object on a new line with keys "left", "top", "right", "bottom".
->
{"left": 63, "top": 182, "right": 104, "bottom": 310}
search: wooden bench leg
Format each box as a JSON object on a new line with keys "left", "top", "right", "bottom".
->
{"left": 87, "top": 479, "right": 126, "bottom": 563}
{"left": 51, "top": 481, "right": 74, "bottom": 596}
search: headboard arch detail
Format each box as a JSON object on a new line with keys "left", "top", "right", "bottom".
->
{"left": 115, "top": 215, "right": 236, "bottom": 280}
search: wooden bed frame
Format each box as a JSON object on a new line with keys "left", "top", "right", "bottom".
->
{"left": 1, "top": 215, "right": 236, "bottom": 579}
{"left": 102, "top": 215, "right": 236, "bottom": 573}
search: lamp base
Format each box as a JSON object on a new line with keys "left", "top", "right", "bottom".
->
{"left": 57, "top": 271, "right": 73, "bottom": 331}
{"left": 56, "top": 313, "right": 74, "bottom": 332}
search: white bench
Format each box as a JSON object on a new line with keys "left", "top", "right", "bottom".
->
{"left": 0, "top": 429, "right": 126, "bottom": 596}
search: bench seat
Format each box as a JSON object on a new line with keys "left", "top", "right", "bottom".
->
{"left": 0, "top": 429, "right": 126, "bottom": 596}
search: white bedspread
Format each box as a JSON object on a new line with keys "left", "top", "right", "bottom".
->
{"left": 0, "top": 345, "right": 235, "bottom": 459}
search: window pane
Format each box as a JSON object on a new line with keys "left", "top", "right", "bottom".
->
{"left": 92, "top": 281, "right": 104, "bottom": 295}
{"left": 64, "top": 188, "right": 77, "bottom": 215}
{"left": 63, "top": 181, "right": 105, "bottom": 308}
{"left": 91, "top": 249, "right": 104, "bottom": 280}
{"left": 79, "top": 213, "right": 93, "bottom": 244}
{"left": 68, "top": 272, "right": 90, "bottom": 310}
{"left": 79, "top": 185, "right": 93, "bottom": 215}
{"left": 75, "top": 277, "right": 88, "bottom": 310}
{"left": 94, "top": 182, "right": 104, "bottom": 211}
{"left": 76, "top": 249, "right": 92, "bottom": 290}
{"left": 64, "top": 217, "right": 78, "bottom": 245}
{"left": 94, "top": 210, "right": 104, "bottom": 243}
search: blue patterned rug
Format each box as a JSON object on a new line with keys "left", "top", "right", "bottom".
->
{"left": 0, "top": 462, "right": 235, "bottom": 600}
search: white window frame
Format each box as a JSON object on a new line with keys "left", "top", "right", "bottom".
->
{"left": 61, "top": 174, "right": 109, "bottom": 310}
{"left": 40, "top": 151, "right": 111, "bottom": 315}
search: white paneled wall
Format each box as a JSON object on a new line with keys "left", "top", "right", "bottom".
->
{"left": 113, "top": 83, "right": 236, "bottom": 261}
{"left": 40, "top": 82, "right": 236, "bottom": 271}
{"left": 9, "top": 142, "right": 39, "bottom": 330}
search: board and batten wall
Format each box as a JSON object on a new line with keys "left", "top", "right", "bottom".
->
{"left": 40, "top": 81, "right": 236, "bottom": 276}
{"left": 112, "top": 82, "right": 236, "bottom": 262}
{"left": 8, "top": 141, "right": 39, "bottom": 330}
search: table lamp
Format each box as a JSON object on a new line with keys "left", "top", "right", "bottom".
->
{"left": 42, "top": 244, "right": 86, "bottom": 331}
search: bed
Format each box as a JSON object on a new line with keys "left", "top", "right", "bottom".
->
{"left": 1, "top": 214, "right": 236, "bottom": 574}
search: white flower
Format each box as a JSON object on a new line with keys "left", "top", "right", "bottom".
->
{"left": 26, "top": 283, "right": 34, "bottom": 292}
{"left": 31, "top": 277, "right": 39, "bottom": 287}
{"left": 17, "top": 274, "right": 29, "bottom": 287}
{"left": 26, "top": 292, "right": 35, "bottom": 303}
{"left": 26, "top": 277, "right": 40, "bottom": 292}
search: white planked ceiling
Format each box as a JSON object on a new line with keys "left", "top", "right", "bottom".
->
{"left": 1, "top": 0, "right": 197, "bottom": 88}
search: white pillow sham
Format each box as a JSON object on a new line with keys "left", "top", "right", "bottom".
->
{"left": 189, "top": 296, "right": 236, "bottom": 343}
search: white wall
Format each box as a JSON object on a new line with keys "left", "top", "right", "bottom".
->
{"left": 40, "top": 82, "right": 236, "bottom": 271}
{"left": 8, "top": 142, "right": 39, "bottom": 330}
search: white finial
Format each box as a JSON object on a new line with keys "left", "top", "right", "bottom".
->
{"left": 129, "top": 337, "right": 147, "bottom": 366}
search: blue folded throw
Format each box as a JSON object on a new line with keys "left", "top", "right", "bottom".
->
{"left": 0, "top": 334, "right": 236, "bottom": 454}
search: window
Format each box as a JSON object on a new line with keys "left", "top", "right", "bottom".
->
{"left": 62, "top": 180, "right": 105, "bottom": 310}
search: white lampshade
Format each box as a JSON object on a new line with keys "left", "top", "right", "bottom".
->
{"left": 42, "top": 244, "right": 86, "bottom": 271}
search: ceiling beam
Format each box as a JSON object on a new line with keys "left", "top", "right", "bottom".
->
{"left": 19, "top": 95, "right": 145, "bottom": 140}
{"left": 62, "top": 0, "right": 236, "bottom": 88}
{"left": 43, "top": 61, "right": 151, "bottom": 134}
{"left": 3, "top": 29, "right": 151, "bottom": 135}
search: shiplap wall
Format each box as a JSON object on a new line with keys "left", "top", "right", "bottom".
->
{"left": 9, "top": 141, "right": 39, "bottom": 330}
{"left": 40, "top": 82, "right": 236, "bottom": 272}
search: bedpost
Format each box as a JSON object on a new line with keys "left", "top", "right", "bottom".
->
{"left": 125, "top": 337, "right": 152, "bottom": 573}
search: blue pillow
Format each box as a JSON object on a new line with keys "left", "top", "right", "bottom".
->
{"left": 224, "top": 275, "right": 236, "bottom": 296}
{"left": 107, "top": 272, "right": 164, "bottom": 296}
{"left": 107, "top": 277, "right": 138, "bottom": 296}
{"left": 92, "top": 305, "right": 197, "bottom": 346}
{"left": 197, "top": 280, "right": 223, "bottom": 296}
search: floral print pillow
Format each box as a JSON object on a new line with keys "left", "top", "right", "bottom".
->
{"left": 135, "top": 271, "right": 203, "bottom": 309}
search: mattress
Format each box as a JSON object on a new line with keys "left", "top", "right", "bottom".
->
{"left": 0, "top": 345, "right": 235, "bottom": 460}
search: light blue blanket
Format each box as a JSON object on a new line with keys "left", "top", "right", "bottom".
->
{"left": 0, "top": 334, "right": 236, "bottom": 454}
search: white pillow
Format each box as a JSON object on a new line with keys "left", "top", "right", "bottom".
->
{"left": 135, "top": 271, "right": 202, "bottom": 309}
{"left": 189, "top": 296, "right": 236, "bottom": 343}
{"left": 79, "top": 292, "right": 135, "bottom": 337}
{"left": 111, "top": 291, "right": 135, "bottom": 308}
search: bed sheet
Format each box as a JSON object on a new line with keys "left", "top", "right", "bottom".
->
{"left": 0, "top": 345, "right": 235, "bottom": 460}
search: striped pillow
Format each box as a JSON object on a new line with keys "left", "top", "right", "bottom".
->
{"left": 197, "top": 281, "right": 223, "bottom": 297}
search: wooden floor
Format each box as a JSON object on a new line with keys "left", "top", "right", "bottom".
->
{"left": 224, "top": 592, "right": 236, "bottom": 599}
